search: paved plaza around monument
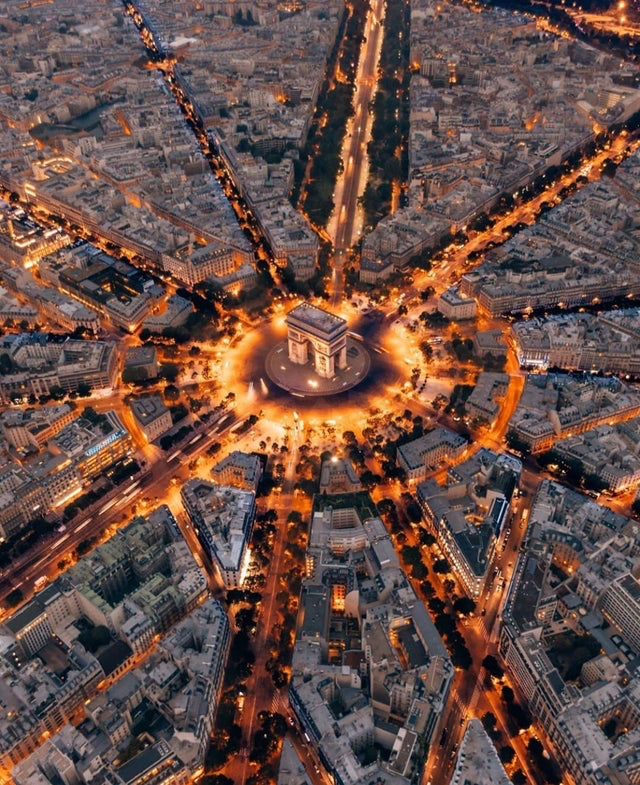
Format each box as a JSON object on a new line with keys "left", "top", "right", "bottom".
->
{"left": 265, "top": 338, "right": 371, "bottom": 396}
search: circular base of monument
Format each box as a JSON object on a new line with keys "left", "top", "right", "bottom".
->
{"left": 265, "top": 338, "right": 371, "bottom": 397}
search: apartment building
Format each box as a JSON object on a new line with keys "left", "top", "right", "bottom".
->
{"left": 397, "top": 427, "right": 468, "bottom": 481}
{"left": 211, "top": 450, "right": 262, "bottom": 491}
{"left": 130, "top": 395, "right": 173, "bottom": 442}
{"left": 181, "top": 479, "right": 256, "bottom": 588}
{"left": 0, "top": 335, "right": 118, "bottom": 403}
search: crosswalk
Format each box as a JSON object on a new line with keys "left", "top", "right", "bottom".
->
{"left": 271, "top": 691, "right": 288, "bottom": 714}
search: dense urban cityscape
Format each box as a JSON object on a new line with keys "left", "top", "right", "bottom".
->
{"left": 0, "top": 0, "right": 639, "bottom": 784}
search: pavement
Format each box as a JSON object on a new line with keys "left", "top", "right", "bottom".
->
{"left": 265, "top": 338, "right": 371, "bottom": 396}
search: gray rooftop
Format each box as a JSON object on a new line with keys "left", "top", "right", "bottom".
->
{"left": 129, "top": 395, "right": 169, "bottom": 425}
{"left": 286, "top": 303, "right": 346, "bottom": 336}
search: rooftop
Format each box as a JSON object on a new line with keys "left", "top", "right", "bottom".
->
{"left": 448, "top": 719, "right": 511, "bottom": 785}
{"left": 129, "top": 395, "right": 169, "bottom": 426}
{"left": 286, "top": 303, "right": 346, "bottom": 336}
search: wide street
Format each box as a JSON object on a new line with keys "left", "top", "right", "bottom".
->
{"left": 222, "top": 421, "right": 306, "bottom": 785}
{"left": 329, "top": 0, "right": 386, "bottom": 306}
{"left": 0, "top": 407, "right": 241, "bottom": 613}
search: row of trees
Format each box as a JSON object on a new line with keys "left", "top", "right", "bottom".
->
{"left": 363, "top": 0, "right": 411, "bottom": 226}
{"left": 481, "top": 675, "right": 563, "bottom": 782}
{"left": 377, "top": 494, "right": 475, "bottom": 669}
{"left": 403, "top": 108, "right": 640, "bottom": 276}
{"left": 300, "top": 0, "right": 369, "bottom": 227}
{"left": 206, "top": 460, "right": 311, "bottom": 780}
{"left": 0, "top": 515, "right": 57, "bottom": 573}
{"left": 480, "top": 711, "right": 516, "bottom": 766}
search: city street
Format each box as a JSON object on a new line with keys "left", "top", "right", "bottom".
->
{"left": 329, "top": 0, "right": 386, "bottom": 306}
{"left": 222, "top": 421, "right": 305, "bottom": 785}
{"left": 0, "top": 408, "right": 239, "bottom": 614}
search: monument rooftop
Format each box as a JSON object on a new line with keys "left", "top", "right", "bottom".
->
{"left": 285, "top": 303, "right": 347, "bottom": 338}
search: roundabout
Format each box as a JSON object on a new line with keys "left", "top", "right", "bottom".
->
{"left": 218, "top": 301, "right": 401, "bottom": 415}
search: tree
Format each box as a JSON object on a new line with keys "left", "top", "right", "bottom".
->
{"left": 377, "top": 499, "right": 397, "bottom": 517}
{"left": 201, "top": 775, "right": 234, "bottom": 785}
{"left": 434, "top": 613, "right": 456, "bottom": 635}
{"left": 400, "top": 545, "right": 422, "bottom": 567}
{"left": 405, "top": 500, "right": 422, "bottom": 523}
{"left": 77, "top": 382, "right": 91, "bottom": 397}
{"left": 76, "top": 538, "right": 94, "bottom": 557}
{"left": 272, "top": 668, "right": 288, "bottom": 688}
{"left": 527, "top": 736, "right": 561, "bottom": 784}
{"left": 527, "top": 738, "right": 544, "bottom": 758}
{"left": 49, "top": 385, "right": 66, "bottom": 401}
{"left": 433, "top": 558, "right": 451, "bottom": 574}
{"left": 443, "top": 578, "right": 456, "bottom": 595}
{"left": 450, "top": 642, "right": 473, "bottom": 669}
{"left": 235, "top": 608, "right": 257, "bottom": 635}
{"left": 428, "top": 597, "right": 445, "bottom": 614}
{"left": 419, "top": 529, "right": 436, "bottom": 547}
{"left": 411, "top": 562, "right": 428, "bottom": 580}
{"left": 499, "top": 746, "right": 515, "bottom": 765}
{"left": 453, "top": 597, "right": 476, "bottom": 615}
{"left": 159, "top": 362, "right": 180, "bottom": 381}
{"left": 481, "top": 712, "right": 497, "bottom": 732}
{"left": 6, "top": 588, "right": 23, "bottom": 607}
{"left": 512, "top": 771, "right": 527, "bottom": 785}
{"left": 510, "top": 702, "right": 533, "bottom": 731}
{"left": 420, "top": 580, "right": 435, "bottom": 598}
{"left": 64, "top": 503, "right": 79, "bottom": 521}
{"left": 359, "top": 470, "right": 381, "bottom": 489}
{"left": 501, "top": 685, "right": 515, "bottom": 704}
{"left": 78, "top": 624, "right": 111, "bottom": 652}
{"left": 482, "top": 654, "right": 504, "bottom": 679}
{"left": 164, "top": 384, "right": 180, "bottom": 402}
